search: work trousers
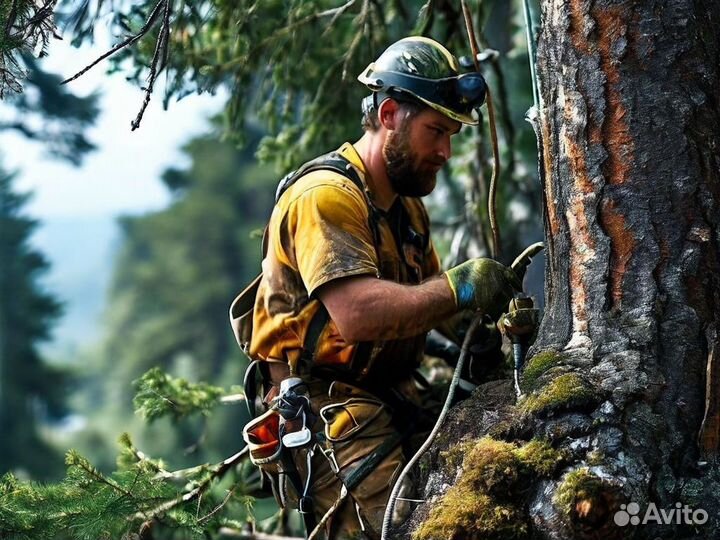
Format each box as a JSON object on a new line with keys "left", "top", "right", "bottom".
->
{"left": 281, "top": 378, "right": 418, "bottom": 540}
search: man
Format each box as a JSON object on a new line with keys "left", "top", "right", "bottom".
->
{"left": 243, "top": 36, "right": 520, "bottom": 539}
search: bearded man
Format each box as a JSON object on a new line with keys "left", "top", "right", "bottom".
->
{"left": 240, "top": 36, "right": 521, "bottom": 539}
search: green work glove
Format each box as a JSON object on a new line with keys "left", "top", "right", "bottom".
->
{"left": 444, "top": 258, "right": 522, "bottom": 316}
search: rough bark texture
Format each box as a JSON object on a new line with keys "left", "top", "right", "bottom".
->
{"left": 404, "top": 1, "right": 720, "bottom": 539}
{"left": 532, "top": 0, "right": 720, "bottom": 535}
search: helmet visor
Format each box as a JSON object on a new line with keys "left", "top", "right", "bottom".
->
{"left": 363, "top": 70, "right": 487, "bottom": 119}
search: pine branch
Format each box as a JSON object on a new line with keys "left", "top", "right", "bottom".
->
{"left": 0, "top": 120, "right": 36, "bottom": 137}
{"left": 198, "top": 484, "right": 237, "bottom": 523}
{"left": 320, "top": 0, "right": 357, "bottom": 36}
{"left": 132, "top": 367, "right": 229, "bottom": 422}
{"left": 0, "top": 0, "right": 59, "bottom": 97}
{"left": 66, "top": 450, "right": 136, "bottom": 501}
{"left": 131, "top": 0, "right": 171, "bottom": 130}
{"left": 140, "top": 446, "right": 249, "bottom": 520}
{"left": 414, "top": 0, "right": 435, "bottom": 36}
{"left": 222, "top": 4, "right": 363, "bottom": 73}
{"left": 60, "top": 0, "right": 172, "bottom": 131}
{"left": 61, "top": 0, "right": 164, "bottom": 85}
{"left": 341, "top": 0, "right": 369, "bottom": 81}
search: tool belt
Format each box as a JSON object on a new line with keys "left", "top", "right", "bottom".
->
{"left": 242, "top": 363, "right": 417, "bottom": 537}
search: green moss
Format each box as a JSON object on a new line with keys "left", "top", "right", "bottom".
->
{"left": 586, "top": 450, "right": 604, "bottom": 466}
{"left": 440, "top": 441, "right": 473, "bottom": 471}
{"left": 515, "top": 439, "right": 566, "bottom": 476}
{"left": 413, "top": 488, "right": 525, "bottom": 540}
{"left": 520, "top": 373, "right": 596, "bottom": 416}
{"left": 414, "top": 437, "right": 565, "bottom": 540}
{"left": 521, "top": 350, "right": 562, "bottom": 392}
{"left": 553, "top": 468, "right": 604, "bottom": 518}
{"left": 462, "top": 438, "right": 520, "bottom": 494}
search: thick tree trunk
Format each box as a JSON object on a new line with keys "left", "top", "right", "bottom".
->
{"left": 405, "top": 1, "right": 720, "bottom": 539}
{"left": 530, "top": 0, "right": 720, "bottom": 536}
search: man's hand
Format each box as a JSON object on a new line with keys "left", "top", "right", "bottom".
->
{"left": 444, "top": 258, "right": 521, "bottom": 317}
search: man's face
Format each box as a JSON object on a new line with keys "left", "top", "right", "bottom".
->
{"left": 383, "top": 106, "right": 461, "bottom": 197}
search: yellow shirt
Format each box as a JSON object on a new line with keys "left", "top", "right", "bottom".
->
{"left": 250, "top": 142, "right": 441, "bottom": 386}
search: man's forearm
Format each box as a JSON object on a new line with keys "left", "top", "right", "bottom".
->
{"left": 316, "top": 274, "right": 458, "bottom": 342}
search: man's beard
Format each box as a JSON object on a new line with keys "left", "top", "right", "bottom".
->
{"left": 383, "top": 124, "right": 439, "bottom": 197}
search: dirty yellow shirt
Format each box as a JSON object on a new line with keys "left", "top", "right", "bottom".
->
{"left": 250, "top": 142, "right": 441, "bottom": 386}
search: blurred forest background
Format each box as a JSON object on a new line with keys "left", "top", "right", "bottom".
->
{"left": 1, "top": 0, "right": 543, "bottom": 536}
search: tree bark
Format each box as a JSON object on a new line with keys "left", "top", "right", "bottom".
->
{"left": 529, "top": 0, "right": 720, "bottom": 536}
{"left": 406, "top": 1, "right": 720, "bottom": 539}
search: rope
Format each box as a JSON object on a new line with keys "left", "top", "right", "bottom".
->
{"left": 307, "top": 485, "right": 349, "bottom": 540}
{"left": 485, "top": 88, "right": 501, "bottom": 260}
{"left": 461, "top": 0, "right": 501, "bottom": 260}
{"left": 380, "top": 315, "right": 484, "bottom": 540}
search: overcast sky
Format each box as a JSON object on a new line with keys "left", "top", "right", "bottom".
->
{"left": 0, "top": 28, "right": 228, "bottom": 353}
{"left": 1, "top": 28, "right": 225, "bottom": 220}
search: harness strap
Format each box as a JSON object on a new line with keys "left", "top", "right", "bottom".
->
{"left": 342, "top": 423, "right": 414, "bottom": 491}
{"left": 278, "top": 151, "right": 377, "bottom": 375}
{"left": 279, "top": 450, "right": 318, "bottom": 534}
{"left": 243, "top": 360, "right": 259, "bottom": 418}
{"left": 296, "top": 303, "right": 330, "bottom": 374}
{"left": 298, "top": 448, "right": 317, "bottom": 534}
{"left": 296, "top": 301, "right": 376, "bottom": 381}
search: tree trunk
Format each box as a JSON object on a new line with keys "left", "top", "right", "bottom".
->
{"left": 406, "top": 1, "right": 720, "bottom": 539}
{"left": 532, "top": 0, "right": 720, "bottom": 535}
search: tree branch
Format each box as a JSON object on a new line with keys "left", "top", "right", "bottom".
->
{"left": 70, "top": 455, "right": 136, "bottom": 501}
{"left": 61, "top": 0, "right": 165, "bottom": 85}
{"left": 198, "top": 484, "right": 236, "bottom": 523}
{"left": 341, "top": 0, "right": 369, "bottom": 81}
{"left": 220, "top": 393, "right": 247, "bottom": 404}
{"left": 140, "top": 446, "right": 249, "bottom": 519}
{"left": 60, "top": 0, "right": 171, "bottom": 131}
{"left": 0, "top": 121, "right": 37, "bottom": 138}
{"left": 131, "top": 0, "right": 172, "bottom": 130}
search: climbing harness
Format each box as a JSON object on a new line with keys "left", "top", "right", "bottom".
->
{"left": 236, "top": 148, "right": 434, "bottom": 538}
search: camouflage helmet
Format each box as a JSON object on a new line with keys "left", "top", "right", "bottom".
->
{"left": 357, "top": 36, "right": 486, "bottom": 125}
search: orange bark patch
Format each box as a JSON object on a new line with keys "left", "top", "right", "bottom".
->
{"left": 575, "top": 499, "right": 594, "bottom": 519}
{"left": 568, "top": 0, "right": 591, "bottom": 54}
{"left": 562, "top": 92, "right": 595, "bottom": 332}
{"left": 594, "top": 6, "right": 635, "bottom": 185}
{"left": 568, "top": 242, "right": 589, "bottom": 333}
{"left": 599, "top": 199, "right": 635, "bottom": 307}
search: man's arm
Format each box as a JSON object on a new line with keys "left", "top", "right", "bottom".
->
{"left": 315, "top": 257, "right": 522, "bottom": 344}
{"left": 315, "top": 275, "right": 457, "bottom": 343}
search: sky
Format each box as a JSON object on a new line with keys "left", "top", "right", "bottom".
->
{"left": 0, "top": 28, "right": 226, "bottom": 353}
{"left": 1, "top": 29, "right": 225, "bottom": 219}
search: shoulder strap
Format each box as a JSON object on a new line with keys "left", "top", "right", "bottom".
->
{"left": 236, "top": 152, "right": 379, "bottom": 376}
{"left": 275, "top": 151, "right": 365, "bottom": 203}
{"left": 276, "top": 152, "right": 380, "bottom": 372}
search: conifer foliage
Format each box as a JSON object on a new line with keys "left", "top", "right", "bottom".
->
{"left": 1, "top": 368, "right": 260, "bottom": 539}
{"left": 0, "top": 169, "right": 66, "bottom": 480}
{"left": 0, "top": 434, "right": 256, "bottom": 540}
{"left": 0, "top": 0, "right": 58, "bottom": 96}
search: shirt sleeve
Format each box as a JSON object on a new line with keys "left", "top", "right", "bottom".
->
{"left": 287, "top": 179, "right": 379, "bottom": 296}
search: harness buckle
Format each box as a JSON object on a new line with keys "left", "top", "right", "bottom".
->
{"left": 322, "top": 447, "right": 341, "bottom": 474}
{"left": 299, "top": 496, "right": 314, "bottom": 515}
